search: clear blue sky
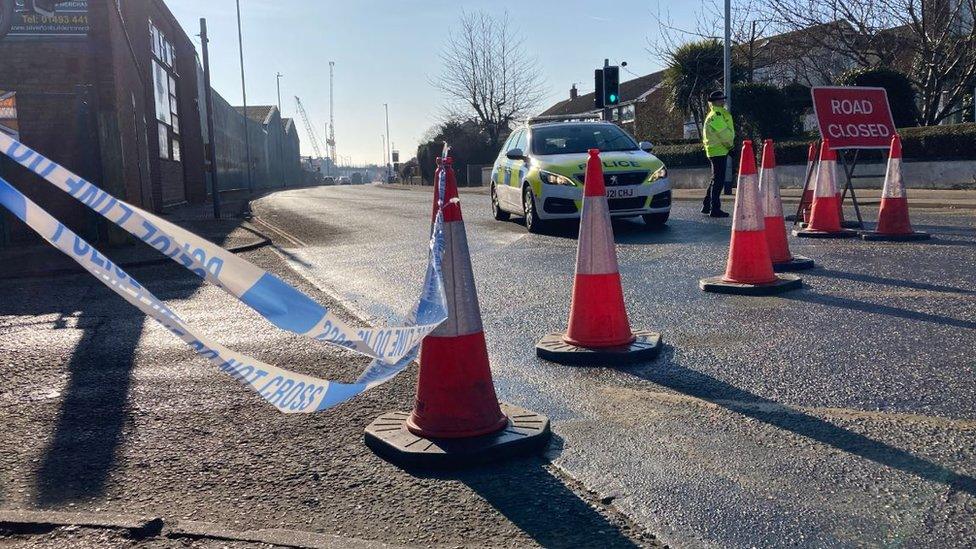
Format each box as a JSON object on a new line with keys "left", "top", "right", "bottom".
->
{"left": 167, "top": 0, "right": 698, "bottom": 165}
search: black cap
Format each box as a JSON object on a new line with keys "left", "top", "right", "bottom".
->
{"left": 708, "top": 90, "right": 727, "bottom": 101}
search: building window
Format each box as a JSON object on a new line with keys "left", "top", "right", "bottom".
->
{"left": 150, "top": 21, "right": 180, "bottom": 161}
{"left": 620, "top": 104, "right": 636, "bottom": 123}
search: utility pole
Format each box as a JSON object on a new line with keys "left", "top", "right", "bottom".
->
{"left": 235, "top": 0, "right": 254, "bottom": 194}
{"left": 275, "top": 72, "right": 285, "bottom": 188}
{"left": 383, "top": 103, "right": 391, "bottom": 183}
{"left": 381, "top": 134, "right": 386, "bottom": 171}
{"left": 200, "top": 18, "right": 222, "bottom": 220}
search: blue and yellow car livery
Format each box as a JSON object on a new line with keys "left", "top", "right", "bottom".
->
{"left": 489, "top": 121, "right": 671, "bottom": 233}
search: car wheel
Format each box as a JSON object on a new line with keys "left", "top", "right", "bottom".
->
{"left": 491, "top": 183, "right": 510, "bottom": 221}
{"left": 523, "top": 186, "right": 545, "bottom": 234}
{"left": 642, "top": 212, "right": 670, "bottom": 229}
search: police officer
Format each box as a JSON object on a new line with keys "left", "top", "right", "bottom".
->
{"left": 701, "top": 90, "right": 735, "bottom": 217}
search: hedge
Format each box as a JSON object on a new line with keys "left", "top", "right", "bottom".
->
{"left": 654, "top": 123, "right": 976, "bottom": 168}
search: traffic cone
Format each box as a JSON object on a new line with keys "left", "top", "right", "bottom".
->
{"left": 796, "top": 142, "right": 817, "bottom": 224}
{"left": 536, "top": 149, "right": 662, "bottom": 365}
{"left": 793, "top": 139, "right": 858, "bottom": 239}
{"left": 701, "top": 140, "right": 802, "bottom": 295}
{"left": 759, "top": 140, "right": 814, "bottom": 272}
{"left": 365, "top": 157, "right": 551, "bottom": 467}
{"left": 861, "top": 135, "right": 930, "bottom": 242}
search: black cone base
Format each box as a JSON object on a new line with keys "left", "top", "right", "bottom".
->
{"left": 841, "top": 220, "right": 863, "bottom": 229}
{"left": 793, "top": 228, "right": 858, "bottom": 239}
{"left": 535, "top": 330, "right": 663, "bottom": 365}
{"left": 861, "top": 231, "right": 930, "bottom": 242}
{"left": 700, "top": 274, "right": 802, "bottom": 296}
{"left": 773, "top": 255, "right": 815, "bottom": 272}
{"left": 364, "top": 403, "right": 551, "bottom": 469}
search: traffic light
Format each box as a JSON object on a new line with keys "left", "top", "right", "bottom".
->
{"left": 604, "top": 66, "right": 620, "bottom": 106}
{"left": 594, "top": 66, "right": 621, "bottom": 109}
{"left": 594, "top": 69, "right": 605, "bottom": 109}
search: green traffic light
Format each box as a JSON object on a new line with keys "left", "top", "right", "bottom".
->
{"left": 609, "top": 94, "right": 618, "bottom": 103}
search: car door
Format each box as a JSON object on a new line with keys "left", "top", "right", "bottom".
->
{"left": 501, "top": 130, "right": 526, "bottom": 210}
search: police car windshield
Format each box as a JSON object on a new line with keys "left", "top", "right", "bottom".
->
{"left": 531, "top": 124, "right": 639, "bottom": 155}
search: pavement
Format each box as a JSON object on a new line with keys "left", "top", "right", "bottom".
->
{"left": 0, "top": 197, "right": 653, "bottom": 547}
{"left": 248, "top": 184, "right": 976, "bottom": 548}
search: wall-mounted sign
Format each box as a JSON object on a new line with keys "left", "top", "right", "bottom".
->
{"left": 0, "top": 91, "right": 18, "bottom": 139}
{"left": 7, "top": 0, "right": 88, "bottom": 39}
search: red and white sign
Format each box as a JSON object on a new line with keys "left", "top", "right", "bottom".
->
{"left": 812, "top": 87, "right": 896, "bottom": 149}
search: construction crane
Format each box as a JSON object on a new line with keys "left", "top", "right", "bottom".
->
{"left": 326, "top": 61, "right": 337, "bottom": 169}
{"left": 294, "top": 96, "right": 325, "bottom": 163}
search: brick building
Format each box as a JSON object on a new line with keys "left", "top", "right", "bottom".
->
{"left": 0, "top": 0, "right": 301, "bottom": 247}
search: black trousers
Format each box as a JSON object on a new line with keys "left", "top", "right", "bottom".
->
{"left": 703, "top": 155, "right": 727, "bottom": 212}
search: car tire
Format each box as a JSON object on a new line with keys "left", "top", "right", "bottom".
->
{"left": 523, "top": 186, "right": 545, "bottom": 234}
{"left": 491, "top": 183, "right": 510, "bottom": 221}
{"left": 642, "top": 212, "right": 670, "bottom": 228}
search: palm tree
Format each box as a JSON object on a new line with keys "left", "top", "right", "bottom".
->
{"left": 664, "top": 40, "right": 730, "bottom": 137}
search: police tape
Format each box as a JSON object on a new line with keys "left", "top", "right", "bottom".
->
{"left": 0, "top": 133, "right": 453, "bottom": 412}
{"left": 0, "top": 132, "right": 447, "bottom": 364}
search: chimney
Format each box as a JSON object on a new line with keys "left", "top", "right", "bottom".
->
{"left": 570, "top": 84, "right": 578, "bottom": 100}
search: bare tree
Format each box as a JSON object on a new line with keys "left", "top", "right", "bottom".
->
{"left": 648, "top": 0, "right": 772, "bottom": 82}
{"left": 432, "top": 11, "right": 546, "bottom": 149}
{"left": 757, "top": 0, "right": 976, "bottom": 125}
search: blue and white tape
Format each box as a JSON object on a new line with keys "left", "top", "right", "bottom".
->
{"left": 0, "top": 133, "right": 452, "bottom": 413}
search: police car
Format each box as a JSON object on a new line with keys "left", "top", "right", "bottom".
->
{"left": 489, "top": 117, "right": 671, "bottom": 233}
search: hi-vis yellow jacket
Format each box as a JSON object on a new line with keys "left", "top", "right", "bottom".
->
{"left": 702, "top": 105, "right": 735, "bottom": 158}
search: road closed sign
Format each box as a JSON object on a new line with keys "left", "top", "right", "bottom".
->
{"left": 812, "top": 87, "right": 896, "bottom": 149}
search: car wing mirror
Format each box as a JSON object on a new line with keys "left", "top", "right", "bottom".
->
{"left": 639, "top": 141, "right": 654, "bottom": 152}
{"left": 506, "top": 148, "right": 526, "bottom": 160}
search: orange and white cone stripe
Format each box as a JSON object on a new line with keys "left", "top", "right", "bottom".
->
{"left": 407, "top": 158, "right": 507, "bottom": 439}
{"left": 723, "top": 140, "right": 777, "bottom": 285}
{"left": 794, "top": 139, "right": 854, "bottom": 238}
{"left": 862, "top": 135, "right": 929, "bottom": 241}
{"left": 760, "top": 140, "right": 814, "bottom": 271}
{"left": 564, "top": 149, "right": 635, "bottom": 348}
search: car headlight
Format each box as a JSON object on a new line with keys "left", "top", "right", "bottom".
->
{"left": 539, "top": 170, "right": 576, "bottom": 186}
{"left": 647, "top": 166, "right": 668, "bottom": 183}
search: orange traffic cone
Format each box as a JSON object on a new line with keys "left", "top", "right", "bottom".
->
{"left": 797, "top": 142, "right": 817, "bottom": 224}
{"left": 701, "top": 140, "right": 802, "bottom": 295}
{"left": 861, "top": 135, "right": 930, "bottom": 242}
{"left": 365, "top": 157, "right": 551, "bottom": 467}
{"left": 793, "top": 139, "right": 858, "bottom": 239}
{"left": 759, "top": 140, "right": 814, "bottom": 272}
{"left": 536, "top": 149, "right": 662, "bottom": 364}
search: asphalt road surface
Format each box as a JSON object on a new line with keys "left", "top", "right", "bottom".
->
{"left": 253, "top": 184, "right": 976, "bottom": 549}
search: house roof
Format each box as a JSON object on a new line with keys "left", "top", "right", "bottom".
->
{"left": 282, "top": 118, "right": 295, "bottom": 133}
{"left": 235, "top": 105, "right": 277, "bottom": 125}
{"left": 747, "top": 20, "right": 856, "bottom": 70}
{"left": 540, "top": 70, "right": 666, "bottom": 116}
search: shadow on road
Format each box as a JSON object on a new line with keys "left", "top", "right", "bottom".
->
{"left": 623, "top": 346, "right": 976, "bottom": 497}
{"left": 786, "top": 291, "right": 976, "bottom": 330}
{"left": 413, "top": 449, "right": 641, "bottom": 548}
{"left": 814, "top": 268, "right": 976, "bottom": 295}
{"left": 33, "top": 311, "right": 146, "bottom": 505}
{"left": 0, "top": 212, "right": 248, "bottom": 506}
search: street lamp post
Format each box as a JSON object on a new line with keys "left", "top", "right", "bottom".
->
{"left": 236, "top": 0, "right": 254, "bottom": 194}
{"left": 276, "top": 72, "right": 283, "bottom": 113}
{"left": 723, "top": 0, "right": 734, "bottom": 191}
{"left": 383, "top": 103, "right": 391, "bottom": 182}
